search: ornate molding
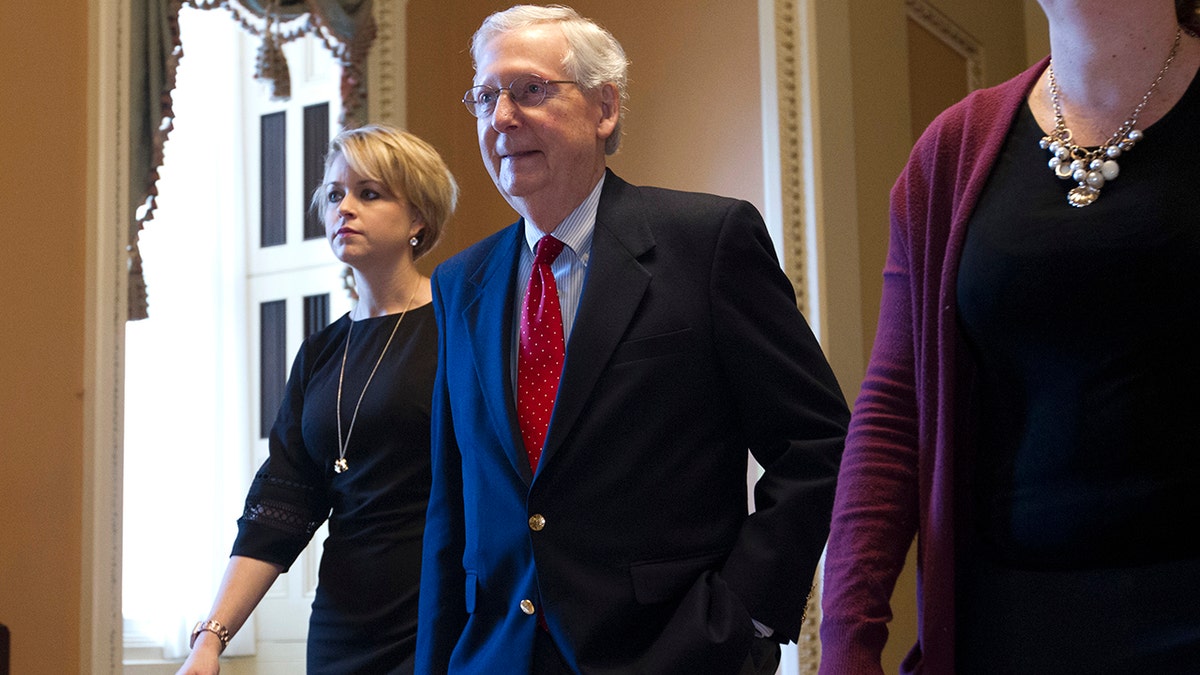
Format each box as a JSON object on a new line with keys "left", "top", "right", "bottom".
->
{"left": 905, "top": 0, "right": 983, "bottom": 90}
{"left": 772, "top": 1, "right": 820, "bottom": 673}
{"left": 796, "top": 575, "right": 822, "bottom": 675}
{"left": 368, "top": 0, "right": 407, "bottom": 125}
{"left": 773, "top": 0, "right": 808, "bottom": 316}
{"left": 86, "top": 0, "right": 131, "bottom": 670}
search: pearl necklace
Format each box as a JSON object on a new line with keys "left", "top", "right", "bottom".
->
{"left": 1040, "top": 28, "right": 1182, "bottom": 207}
{"left": 333, "top": 284, "right": 419, "bottom": 474}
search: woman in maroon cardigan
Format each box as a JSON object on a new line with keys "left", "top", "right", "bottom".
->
{"left": 821, "top": 1, "right": 1200, "bottom": 672}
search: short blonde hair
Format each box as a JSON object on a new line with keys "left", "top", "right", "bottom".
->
{"left": 312, "top": 124, "right": 459, "bottom": 260}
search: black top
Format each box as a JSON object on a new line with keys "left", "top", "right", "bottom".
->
{"left": 954, "top": 64, "right": 1200, "bottom": 671}
{"left": 958, "top": 65, "right": 1200, "bottom": 569}
{"left": 233, "top": 303, "right": 436, "bottom": 674}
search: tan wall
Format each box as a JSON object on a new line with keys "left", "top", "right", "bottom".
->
{"left": 850, "top": 0, "right": 1034, "bottom": 371}
{"left": 0, "top": 0, "right": 88, "bottom": 673}
{"left": 1025, "top": 0, "right": 1050, "bottom": 62}
{"left": 406, "top": 0, "right": 762, "bottom": 271}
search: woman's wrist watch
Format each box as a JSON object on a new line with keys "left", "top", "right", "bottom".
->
{"left": 190, "top": 619, "right": 231, "bottom": 652}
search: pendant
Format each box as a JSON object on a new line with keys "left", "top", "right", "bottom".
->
{"left": 1067, "top": 185, "right": 1099, "bottom": 208}
{"left": 334, "top": 457, "right": 349, "bottom": 473}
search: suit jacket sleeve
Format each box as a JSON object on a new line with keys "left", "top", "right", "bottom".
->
{"left": 709, "top": 199, "right": 851, "bottom": 642}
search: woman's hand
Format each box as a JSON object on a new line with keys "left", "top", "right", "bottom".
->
{"left": 174, "top": 632, "right": 223, "bottom": 675}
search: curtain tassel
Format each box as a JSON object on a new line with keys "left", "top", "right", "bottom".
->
{"left": 254, "top": 1, "right": 291, "bottom": 100}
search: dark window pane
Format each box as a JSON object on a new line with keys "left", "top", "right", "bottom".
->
{"left": 261, "top": 111, "right": 287, "bottom": 247}
{"left": 303, "top": 103, "right": 331, "bottom": 241}
{"left": 303, "top": 293, "right": 330, "bottom": 339}
{"left": 260, "top": 299, "right": 287, "bottom": 438}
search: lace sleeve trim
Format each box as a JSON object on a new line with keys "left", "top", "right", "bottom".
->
{"left": 239, "top": 472, "right": 326, "bottom": 537}
{"left": 241, "top": 498, "right": 323, "bottom": 538}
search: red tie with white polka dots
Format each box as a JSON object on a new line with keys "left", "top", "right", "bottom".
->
{"left": 517, "top": 235, "right": 566, "bottom": 473}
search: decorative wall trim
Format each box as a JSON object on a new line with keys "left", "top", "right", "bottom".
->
{"left": 905, "top": 0, "right": 984, "bottom": 90}
{"left": 85, "top": 0, "right": 130, "bottom": 670}
{"left": 772, "top": 1, "right": 820, "bottom": 673}
{"left": 772, "top": 0, "right": 808, "bottom": 316}
{"left": 797, "top": 578, "right": 822, "bottom": 674}
{"left": 368, "top": 0, "right": 406, "bottom": 125}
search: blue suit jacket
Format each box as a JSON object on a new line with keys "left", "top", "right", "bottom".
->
{"left": 417, "top": 171, "right": 849, "bottom": 674}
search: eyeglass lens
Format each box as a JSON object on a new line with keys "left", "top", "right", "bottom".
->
{"left": 465, "top": 76, "right": 552, "bottom": 116}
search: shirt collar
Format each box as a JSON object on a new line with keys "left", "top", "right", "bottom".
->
{"left": 522, "top": 174, "right": 604, "bottom": 266}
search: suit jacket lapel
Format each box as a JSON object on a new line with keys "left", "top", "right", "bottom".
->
{"left": 541, "top": 173, "right": 655, "bottom": 467}
{"left": 461, "top": 223, "right": 533, "bottom": 481}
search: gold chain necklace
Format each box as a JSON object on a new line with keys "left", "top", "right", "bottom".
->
{"left": 1040, "top": 28, "right": 1182, "bottom": 207}
{"left": 333, "top": 284, "right": 419, "bottom": 474}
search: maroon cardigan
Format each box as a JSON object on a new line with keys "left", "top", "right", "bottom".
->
{"left": 819, "top": 58, "right": 1049, "bottom": 675}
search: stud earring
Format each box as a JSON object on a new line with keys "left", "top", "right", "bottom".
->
{"left": 409, "top": 236, "right": 419, "bottom": 247}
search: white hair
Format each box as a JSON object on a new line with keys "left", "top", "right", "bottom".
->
{"left": 470, "top": 4, "right": 630, "bottom": 155}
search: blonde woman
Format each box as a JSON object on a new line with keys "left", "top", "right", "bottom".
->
{"left": 179, "top": 124, "right": 457, "bottom": 674}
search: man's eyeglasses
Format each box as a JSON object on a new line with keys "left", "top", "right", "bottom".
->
{"left": 462, "top": 75, "right": 579, "bottom": 118}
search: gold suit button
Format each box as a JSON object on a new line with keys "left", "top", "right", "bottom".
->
{"left": 528, "top": 514, "right": 546, "bottom": 531}
{"left": 520, "top": 599, "right": 536, "bottom": 615}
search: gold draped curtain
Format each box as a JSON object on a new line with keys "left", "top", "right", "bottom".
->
{"left": 128, "top": 0, "right": 375, "bottom": 320}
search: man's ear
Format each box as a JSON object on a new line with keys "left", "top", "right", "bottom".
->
{"left": 597, "top": 82, "right": 619, "bottom": 138}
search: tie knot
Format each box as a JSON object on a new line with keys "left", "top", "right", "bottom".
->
{"left": 534, "top": 236, "right": 565, "bottom": 266}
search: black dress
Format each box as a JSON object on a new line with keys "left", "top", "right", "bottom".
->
{"left": 232, "top": 304, "right": 436, "bottom": 673}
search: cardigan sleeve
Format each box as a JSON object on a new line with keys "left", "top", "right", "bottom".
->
{"left": 818, "top": 58, "right": 1047, "bottom": 674}
{"left": 818, "top": 165, "right": 924, "bottom": 673}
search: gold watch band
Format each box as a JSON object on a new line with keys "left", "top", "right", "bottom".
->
{"left": 189, "top": 619, "right": 231, "bottom": 651}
